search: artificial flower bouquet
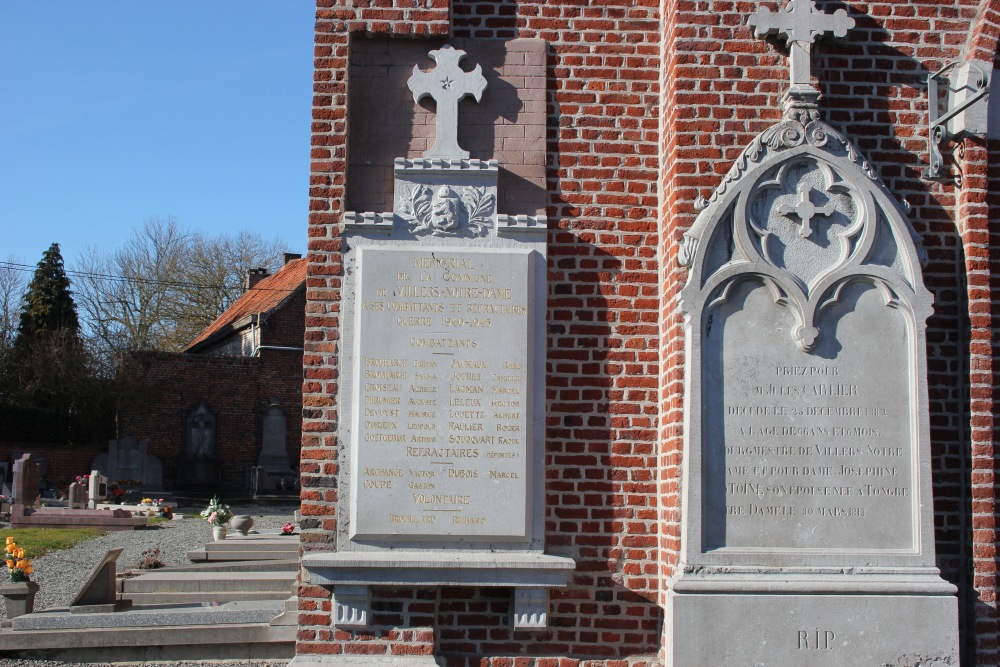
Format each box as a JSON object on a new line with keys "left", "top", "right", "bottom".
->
{"left": 4, "top": 537, "right": 32, "bottom": 582}
{"left": 201, "top": 496, "right": 233, "bottom": 527}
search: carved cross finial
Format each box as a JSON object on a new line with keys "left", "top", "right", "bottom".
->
{"left": 777, "top": 182, "right": 836, "bottom": 238}
{"left": 407, "top": 45, "right": 488, "bottom": 160}
{"left": 748, "top": 0, "right": 855, "bottom": 103}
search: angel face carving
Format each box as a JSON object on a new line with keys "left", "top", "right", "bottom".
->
{"left": 430, "top": 186, "right": 463, "bottom": 232}
{"left": 397, "top": 183, "right": 496, "bottom": 238}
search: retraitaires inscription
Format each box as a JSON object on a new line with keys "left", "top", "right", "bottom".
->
{"left": 703, "top": 280, "right": 914, "bottom": 552}
{"left": 351, "top": 247, "right": 532, "bottom": 539}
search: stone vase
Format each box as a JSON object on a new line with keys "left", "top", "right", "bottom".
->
{"left": 230, "top": 515, "right": 254, "bottom": 536}
{"left": 0, "top": 581, "right": 39, "bottom": 618}
{"left": 212, "top": 525, "right": 227, "bottom": 541}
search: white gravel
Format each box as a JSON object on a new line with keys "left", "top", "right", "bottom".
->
{"left": 0, "top": 503, "right": 298, "bottom": 667}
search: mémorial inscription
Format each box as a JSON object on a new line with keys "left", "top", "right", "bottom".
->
{"left": 350, "top": 247, "right": 532, "bottom": 540}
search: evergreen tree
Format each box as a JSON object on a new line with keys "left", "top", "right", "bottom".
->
{"left": 1, "top": 243, "right": 112, "bottom": 444}
{"left": 15, "top": 243, "right": 79, "bottom": 344}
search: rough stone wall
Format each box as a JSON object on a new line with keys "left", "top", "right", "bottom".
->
{"left": 300, "top": 0, "right": 999, "bottom": 664}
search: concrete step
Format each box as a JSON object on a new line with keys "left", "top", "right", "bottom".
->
{"left": 186, "top": 533, "right": 299, "bottom": 563}
{"left": 130, "top": 558, "right": 299, "bottom": 574}
{"left": 123, "top": 571, "right": 295, "bottom": 593}
{"left": 187, "top": 549, "right": 296, "bottom": 562}
{"left": 121, "top": 590, "right": 291, "bottom": 605}
{"left": 203, "top": 538, "right": 299, "bottom": 552}
{"left": 0, "top": 600, "right": 294, "bottom": 663}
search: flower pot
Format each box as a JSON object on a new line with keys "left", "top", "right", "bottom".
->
{"left": 1, "top": 581, "right": 39, "bottom": 618}
{"left": 212, "top": 525, "right": 228, "bottom": 541}
{"left": 231, "top": 515, "right": 254, "bottom": 536}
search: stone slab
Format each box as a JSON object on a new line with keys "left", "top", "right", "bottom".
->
{"left": 702, "top": 280, "right": 917, "bottom": 558}
{"left": 122, "top": 570, "right": 294, "bottom": 593}
{"left": 302, "top": 550, "right": 575, "bottom": 588}
{"left": 10, "top": 506, "right": 147, "bottom": 530}
{"left": 0, "top": 622, "right": 294, "bottom": 660}
{"left": 12, "top": 600, "right": 285, "bottom": 631}
{"left": 665, "top": 590, "right": 958, "bottom": 666}
{"left": 349, "top": 246, "right": 534, "bottom": 541}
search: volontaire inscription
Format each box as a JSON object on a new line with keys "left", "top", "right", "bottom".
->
{"left": 351, "top": 247, "right": 532, "bottom": 539}
{"left": 704, "top": 280, "right": 915, "bottom": 552}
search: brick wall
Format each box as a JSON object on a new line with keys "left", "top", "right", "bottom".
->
{"left": 0, "top": 444, "right": 103, "bottom": 492}
{"left": 118, "top": 349, "right": 302, "bottom": 495}
{"left": 301, "top": 1, "right": 1000, "bottom": 664}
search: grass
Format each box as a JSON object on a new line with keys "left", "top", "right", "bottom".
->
{"left": 0, "top": 527, "right": 106, "bottom": 558}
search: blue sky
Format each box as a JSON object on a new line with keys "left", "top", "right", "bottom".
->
{"left": 0, "top": 2, "right": 315, "bottom": 268}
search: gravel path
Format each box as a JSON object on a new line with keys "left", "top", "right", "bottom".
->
{"left": 0, "top": 504, "right": 298, "bottom": 666}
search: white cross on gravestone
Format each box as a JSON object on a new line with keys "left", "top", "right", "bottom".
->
{"left": 408, "top": 45, "right": 488, "bottom": 160}
{"left": 777, "top": 182, "right": 836, "bottom": 238}
{"left": 748, "top": 0, "right": 855, "bottom": 103}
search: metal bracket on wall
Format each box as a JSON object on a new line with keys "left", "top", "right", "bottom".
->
{"left": 924, "top": 61, "right": 990, "bottom": 181}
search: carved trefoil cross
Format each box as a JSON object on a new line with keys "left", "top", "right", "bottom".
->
{"left": 408, "top": 45, "right": 488, "bottom": 160}
{"left": 777, "top": 182, "right": 836, "bottom": 238}
{"left": 748, "top": 0, "right": 855, "bottom": 103}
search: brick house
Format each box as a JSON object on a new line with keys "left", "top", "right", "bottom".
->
{"left": 118, "top": 256, "right": 306, "bottom": 494}
{"left": 293, "top": 1, "right": 1000, "bottom": 665}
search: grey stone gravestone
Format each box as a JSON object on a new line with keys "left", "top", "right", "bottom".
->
{"left": 70, "top": 548, "right": 124, "bottom": 613}
{"left": 11, "top": 453, "right": 40, "bottom": 507}
{"left": 300, "top": 43, "right": 573, "bottom": 640}
{"left": 256, "top": 402, "right": 296, "bottom": 491}
{"left": 68, "top": 482, "right": 87, "bottom": 510}
{"left": 665, "top": 4, "right": 958, "bottom": 664}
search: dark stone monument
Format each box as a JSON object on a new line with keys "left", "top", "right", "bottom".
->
{"left": 253, "top": 401, "right": 297, "bottom": 494}
{"left": 177, "top": 401, "right": 219, "bottom": 490}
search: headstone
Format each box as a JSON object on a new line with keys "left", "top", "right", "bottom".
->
{"left": 96, "top": 437, "right": 163, "bottom": 489}
{"left": 178, "top": 401, "right": 219, "bottom": 489}
{"left": 87, "top": 471, "right": 108, "bottom": 509}
{"left": 666, "top": 7, "right": 958, "bottom": 664}
{"left": 69, "top": 548, "right": 123, "bottom": 612}
{"left": 11, "top": 453, "right": 41, "bottom": 507}
{"left": 257, "top": 402, "right": 296, "bottom": 486}
{"left": 300, "top": 44, "right": 573, "bottom": 642}
{"left": 68, "top": 482, "right": 87, "bottom": 510}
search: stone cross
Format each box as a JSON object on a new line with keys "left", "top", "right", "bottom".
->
{"left": 778, "top": 182, "right": 836, "bottom": 238}
{"left": 408, "top": 45, "right": 488, "bottom": 160}
{"left": 748, "top": 0, "right": 855, "bottom": 102}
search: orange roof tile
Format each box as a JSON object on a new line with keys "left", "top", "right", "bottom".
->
{"left": 183, "top": 258, "right": 307, "bottom": 352}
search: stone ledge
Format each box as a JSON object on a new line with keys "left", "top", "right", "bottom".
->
{"left": 394, "top": 157, "right": 499, "bottom": 172}
{"left": 301, "top": 550, "right": 575, "bottom": 587}
{"left": 670, "top": 568, "right": 957, "bottom": 596}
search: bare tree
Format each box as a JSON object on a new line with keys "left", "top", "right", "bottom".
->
{"left": 0, "top": 255, "right": 26, "bottom": 354}
{"left": 169, "top": 230, "right": 291, "bottom": 347}
{"left": 75, "top": 216, "right": 290, "bottom": 359}
{"left": 76, "top": 216, "right": 190, "bottom": 363}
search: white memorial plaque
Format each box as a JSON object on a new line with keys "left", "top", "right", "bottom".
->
{"left": 350, "top": 247, "right": 533, "bottom": 540}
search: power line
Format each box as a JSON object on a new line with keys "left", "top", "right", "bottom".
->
{"left": 0, "top": 261, "right": 299, "bottom": 294}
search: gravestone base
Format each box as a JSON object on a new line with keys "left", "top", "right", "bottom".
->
{"left": 665, "top": 571, "right": 958, "bottom": 666}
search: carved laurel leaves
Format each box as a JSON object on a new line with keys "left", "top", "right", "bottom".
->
{"left": 397, "top": 184, "right": 495, "bottom": 238}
